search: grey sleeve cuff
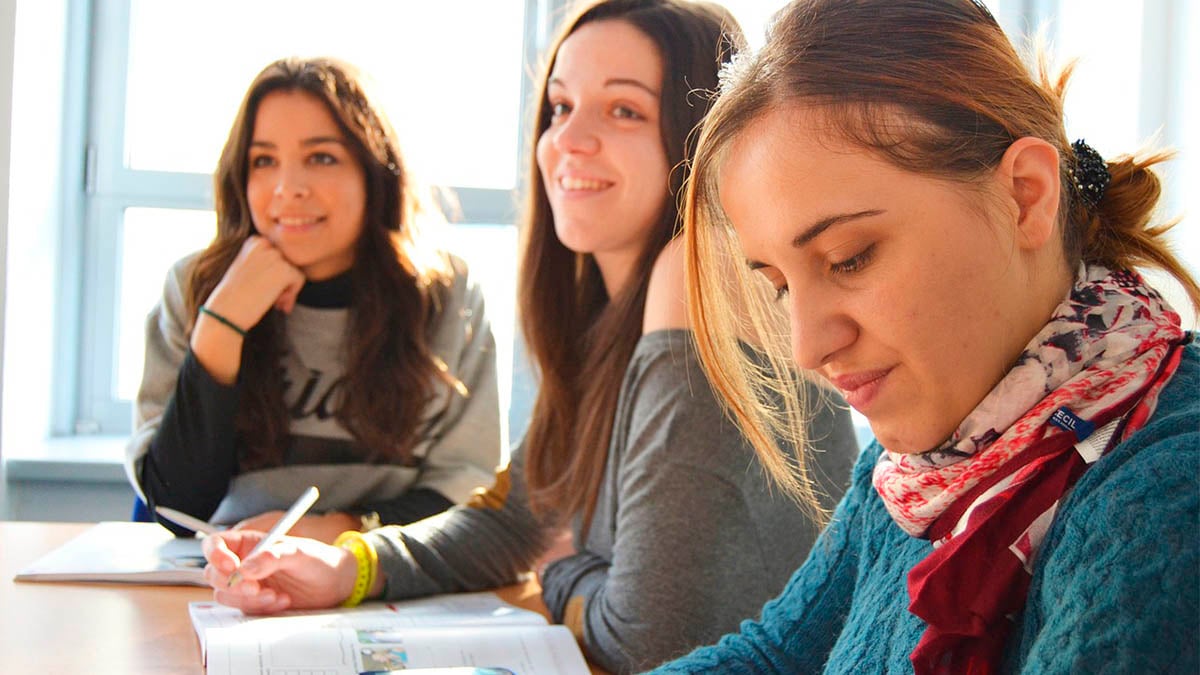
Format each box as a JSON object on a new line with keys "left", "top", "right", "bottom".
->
{"left": 540, "top": 551, "right": 610, "bottom": 623}
{"left": 365, "top": 450, "right": 555, "bottom": 601}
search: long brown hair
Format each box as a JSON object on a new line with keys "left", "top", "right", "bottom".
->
{"left": 684, "top": 0, "right": 1200, "bottom": 507}
{"left": 189, "top": 57, "right": 454, "bottom": 469}
{"left": 518, "top": 0, "right": 743, "bottom": 528}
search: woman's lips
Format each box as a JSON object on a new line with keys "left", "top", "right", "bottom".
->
{"left": 274, "top": 215, "right": 324, "bottom": 234}
{"left": 557, "top": 175, "right": 613, "bottom": 191}
{"left": 828, "top": 368, "right": 892, "bottom": 413}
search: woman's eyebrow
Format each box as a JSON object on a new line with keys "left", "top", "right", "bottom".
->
{"left": 249, "top": 136, "right": 345, "bottom": 149}
{"left": 603, "top": 77, "right": 659, "bottom": 97}
{"left": 547, "top": 76, "right": 660, "bottom": 98}
{"left": 746, "top": 209, "right": 885, "bottom": 269}
{"left": 792, "top": 209, "right": 885, "bottom": 247}
{"left": 300, "top": 136, "right": 346, "bottom": 147}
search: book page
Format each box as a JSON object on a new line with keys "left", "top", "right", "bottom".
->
{"left": 190, "top": 592, "right": 548, "bottom": 660}
{"left": 205, "top": 624, "right": 589, "bottom": 675}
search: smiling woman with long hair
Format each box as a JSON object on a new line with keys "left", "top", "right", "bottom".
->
{"left": 197, "top": 3, "right": 859, "bottom": 672}
{"left": 127, "top": 57, "right": 502, "bottom": 544}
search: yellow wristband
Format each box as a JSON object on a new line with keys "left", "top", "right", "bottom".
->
{"left": 334, "top": 530, "right": 378, "bottom": 608}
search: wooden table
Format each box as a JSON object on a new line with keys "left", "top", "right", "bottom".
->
{"left": 1, "top": 521, "right": 604, "bottom": 674}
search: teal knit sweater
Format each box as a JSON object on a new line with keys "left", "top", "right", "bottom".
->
{"left": 650, "top": 340, "right": 1198, "bottom": 674}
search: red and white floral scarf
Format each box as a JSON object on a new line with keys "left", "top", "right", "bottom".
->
{"left": 871, "top": 265, "right": 1187, "bottom": 674}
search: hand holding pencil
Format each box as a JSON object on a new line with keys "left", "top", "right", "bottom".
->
{"left": 226, "top": 485, "right": 320, "bottom": 587}
{"left": 200, "top": 487, "right": 370, "bottom": 614}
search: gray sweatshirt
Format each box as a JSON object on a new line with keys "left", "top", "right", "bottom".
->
{"left": 367, "top": 329, "right": 859, "bottom": 673}
{"left": 126, "top": 252, "right": 502, "bottom": 531}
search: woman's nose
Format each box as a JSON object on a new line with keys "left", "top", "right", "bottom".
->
{"left": 551, "top": 111, "right": 601, "bottom": 155}
{"left": 273, "top": 163, "right": 310, "bottom": 198}
{"left": 789, "top": 291, "right": 857, "bottom": 371}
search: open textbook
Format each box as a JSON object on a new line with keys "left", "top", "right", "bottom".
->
{"left": 190, "top": 591, "right": 590, "bottom": 675}
{"left": 13, "top": 521, "right": 207, "bottom": 586}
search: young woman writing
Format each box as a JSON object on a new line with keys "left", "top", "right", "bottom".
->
{"left": 199, "top": 2, "right": 859, "bottom": 672}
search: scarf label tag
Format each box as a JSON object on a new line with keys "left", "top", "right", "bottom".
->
{"left": 1049, "top": 406, "right": 1095, "bottom": 441}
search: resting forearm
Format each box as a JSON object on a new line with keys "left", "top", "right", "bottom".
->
{"left": 368, "top": 454, "right": 554, "bottom": 600}
{"left": 141, "top": 351, "right": 240, "bottom": 530}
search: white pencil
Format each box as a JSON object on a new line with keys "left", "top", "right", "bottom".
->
{"left": 227, "top": 485, "right": 320, "bottom": 587}
{"left": 154, "top": 505, "right": 222, "bottom": 536}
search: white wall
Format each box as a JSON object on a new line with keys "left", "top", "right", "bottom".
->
{"left": 1165, "top": 0, "right": 1199, "bottom": 321}
{"left": 3, "top": 0, "right": 68, "bottom": 452}
{"left": 1136, "top": 0, "right": 1199, "bottom": 329}
{"left": 0, "top": 0, "right": 18, "bottom": 516}
{"left": 9, "top": 478, "right": 133, "bottom": 521}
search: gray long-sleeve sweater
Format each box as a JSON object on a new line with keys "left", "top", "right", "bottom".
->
{"left": 367, "top": 329, "right": 860, "bottom": 673}
{"left": 125, "top": 251, "right": 502, "bottom": 531}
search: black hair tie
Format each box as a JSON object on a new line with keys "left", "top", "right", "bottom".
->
{"left": 1068, "top": 139, "right": 1111, "bottom": 209}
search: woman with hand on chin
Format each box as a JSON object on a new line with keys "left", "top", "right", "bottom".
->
{"left": 126, "top": 57, "right": 501, "bottom": 544}
{"left": 199, "top": 2, "right": 859, "bottom": 673}
{"left": 652, "top": 0, "right": 1198, "bottom": 673}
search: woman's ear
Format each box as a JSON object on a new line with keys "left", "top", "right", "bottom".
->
{"left": 997, "top": 136, "right": 1062, "bottom": 252}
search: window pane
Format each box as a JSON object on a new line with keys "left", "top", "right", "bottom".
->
{"left": 1056, "top": 0, "right": 1144, "bottom": 156}
{"left": 442, "top": 224, "right": 518, "bottom": 445}
{"left": 722, "top": 0, "right": 784, "bottom": 48}
{"left": 1055, "top": 0, "right": 1194, "bottom": 328}
{"left": 116, "top": 207, "right": 216, "bottom": 400}
{"left": 124, "top": 1, "right": 525, "bottom": 189}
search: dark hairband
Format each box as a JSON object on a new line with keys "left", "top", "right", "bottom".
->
{"left": 1068, "top": 139, "right": 1110, "bottom": 209}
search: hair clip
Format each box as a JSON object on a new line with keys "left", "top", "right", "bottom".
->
{"left": 717, "top": 50, "right": 755, "bottom": 96}
{"left": 1068, "top": 139, "right": 1110, "bottom": 209}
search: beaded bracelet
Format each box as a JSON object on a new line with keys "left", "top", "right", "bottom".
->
{"left": 198, "top": 305, "right": 247, "bottom": 337}
{"left": 334, "top": 530, "right": 379, "bottom": 608}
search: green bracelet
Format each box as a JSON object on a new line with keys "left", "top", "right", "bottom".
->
{"left": 199, "top": 305, "right": 247, "bottom": 337}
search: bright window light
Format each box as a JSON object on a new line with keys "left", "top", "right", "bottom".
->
{"left": 124, "top": 0, "right": 525, "bottom": 189}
